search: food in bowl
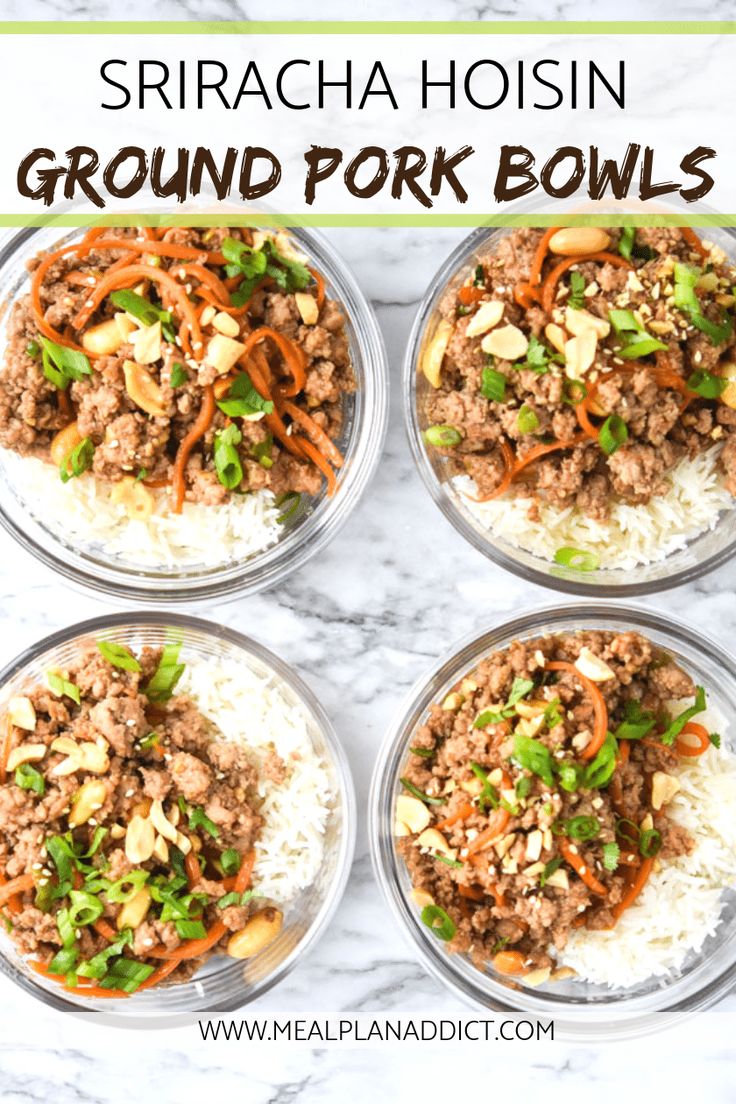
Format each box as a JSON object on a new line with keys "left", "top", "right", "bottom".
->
{"left": 0, "top": 636, "right": 333, "bottom": 997}
{"left": 395, "top": 627, "right": 736, "bottom": 988}
{"left": 420, "top": 226, "right": 736, "bottom": 571}
{"left": 0, "top": 226, "right": 353, "bottom": 567}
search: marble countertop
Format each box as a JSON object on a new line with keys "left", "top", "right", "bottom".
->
{"left": 1, "top": 2, "right": 736, "bottom": 1101}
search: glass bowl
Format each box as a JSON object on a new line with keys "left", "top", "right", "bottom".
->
{"left": 0, "top": 612, "right": 355, "bottom": 1026}
{"left": 370, "top": 603, "right": 736, "bottom": 1040}
{"left": 404, "top": 225, "right": 736, "bottom": 596}
{"left": 0, "top": 225, "right": 388, "bottom": 604}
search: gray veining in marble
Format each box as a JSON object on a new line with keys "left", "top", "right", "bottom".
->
{"left": 1, "top": 1, "right": 735, "bottom": 1099}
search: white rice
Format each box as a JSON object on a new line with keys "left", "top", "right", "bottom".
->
{"left": 177, "top": 657, "right": 333, "bottom": 908}
{"left": 560, "top": 702, "right": 736, "bottom": 988}
{"left": 454, "top": 445, "right": 731, "bottom": 571}
{"left": 5, "top": 453, "right": 283, "bottom": 569}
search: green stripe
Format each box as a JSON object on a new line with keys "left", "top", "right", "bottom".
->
{"left": 0, "top": 21, "right": 734, "bottom": 34}
{"left": 0, "top": 213, "right": 734, "bottom": 228}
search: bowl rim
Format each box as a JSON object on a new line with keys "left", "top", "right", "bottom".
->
{"left": 0, "top": 610, "right": 356, "bottom": 1028}
{"left": 369, "top": 599, "right": 736, "bottom": 1041}
{"left": 403, "top": 222, "right": 736, "bottom": 597}
{"left": 0, "top": 222, "right": 389, "bottom": 606}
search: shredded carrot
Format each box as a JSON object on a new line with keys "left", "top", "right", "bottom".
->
{"left": 558, "top": 837, "right": 608, "bottom": 897}
{"left": 171, "top": 384, "right": 215, "bottom": 513}
{"left": 234, "top": 849, "right": 256, "bottom": 893}
{"left": 680, "top": 227, "right": 709, "bottom": 261}
{"left": 69, "top": 236, "right": 226, "bottom": 266}
{"left": 0, "top": 873, "right": 34, "bottom": 907}
{"left": 529, "top": 227, "right": 560, "bottom": 287}
{"left": 489, "top": 883, "right": 507, "bottom": 909}
{"left": 435, "top": 803, "right": 475, "bottom": 831}
{"left": 176, "top": 262, "right": 232, "bottom": 306}
{"left": 674, "top": 721, "right": 711, "bottom": 758}
{"left": 0, "top": 865, "right": 22, "bottom": 916}
{"left": 541, "top": 251, "right": 632, "bottom": 313}
{"left": 617, "top": 740, "right": 631, "bottom": 766}
{"left": 240, "top": 327, "right": 306, "bottom": 398}
{"left": 30, "top": 244, "right": 96, "bottom": 352}
{"left": 92, "top": 918, "right": 118, "bottom": 942}
{"left": 295, "top": 437, "right": 338, "bottom": 496}
{"left": 282, "top": 401, "right": 344, "bottom": 469}
{"left": 30, "top": 961, "right": 131, "bottom": 998}
{"left": 611, "top": 857, "right": 653, "bottom": 921}
{"left": 458, "top": 285, "right": 485, "bottom": 306}
{"left": 465, "top": 808, "right": 510, "bottom": 856}
{"left": 185, "top": 851, "right": 201, "bottom": 889}
{"left": 469, "top": 439, "right": 515, "bottom": 502}
{"left": 492, "top": 950, "right": 528, "bottom": 976}
{"left": 545, "top": 660, "right": 608, "bottom": 761}
{"left": 244, "top": 358, "right": 307, "bottom": 461}
{"left": 458, "top": 884, "right": 485, "bottom": 902}
{"left": 512, "top": 434, "right": 589, "bottom": 478}
{"left": 308, "top": 267, "right": 326, "bottom": 309}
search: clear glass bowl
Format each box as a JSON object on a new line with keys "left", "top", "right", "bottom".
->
{"left": 370, "top": 603, "right": 736, "bottom": 1040}
{"left": 404, "top": 225, "right": 736, "bottom": 596}
{"left": 0, "top": 612, "right": 355, "bottom": 1026}
{"left": 0, "top": 225, "right": 388, "bottom": 604}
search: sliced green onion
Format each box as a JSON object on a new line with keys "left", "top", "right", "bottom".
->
{"left": 614, "top": 700, "right": 656, "bottom": 741}
{"left": 399, "top": 777, "right": 444, "bottom": 806}
{"left": 616, "top": 817, "right": 641, "bottom": 847}
{"left": 539, "top": 857, "right": 562, "bottom": 887}
{"left": 602, "top": 842, "right": 620, "bottom": 871}
{"left": 567, "top": 270, "right": 586, "bottom": 310}
{"left": 423, "top": 424, "right": 462, "bottom": 448}
{"left": 469, "top": 761, "right": 499, "bottom": 810}
{"left": 68, "top": 889, "right": 104, "bottom": 927}
{"left": 517, "top": 404, "right": 540, "bottom": 434}
{"left": 48, "top": 945, "right": 79, "bottom": 975}
{"left": 660, "top": 687, "right": 706, "bottom": 746}
{"left": 139, "top": 731, "right": 160, "bottom": 751}
{"left": 14, "top": 763, "right": 45, "bottom": 796}
{"left": 556, "top": 816, "right": 600, "bottom": 841}
{"left": 106, "top": 871, "right": 149, "bottom": 904}
{"left": 409, "top": 746, "right": 434, "bottom": 759}
{"left": 690, "top": 312, "right": 732, "bottom": 346}
{"left": 686, "top": 369, "right": 727, "bottom": 399}
{"left": 46, "top": 672, "right": 81, "bottom": 705}
{"left": 481, "top": 365, "right": 507, "bottom": 402}
{"left": 598, "top": 414, "right": 628, "bottom": 455}
{"left": 562, "top": 378, "right": 586, "bottom": 406}
{"left": 96, "top": 640, "right": 141, "bottom": 673}
{"left": 56, "top": 907, "right": 76, "bottom": 948}
{"left": 420, "top": 904, "right": 456, "bottom": 942}
{"left": 618, "top": 226, "right": 635, "bottom": 261}
{"left": 144, "top": 638, "right": 185, "bottom": 703}
{"left": 639, "top": 829, "right": 662, "bottom": 858}
{"left": 553, "top": 547, "right": 600, "bottom": 573}
{"left": 26, "top": 339, "right": 40, "bottom": 359}
{"left": 99, "top": 957, "right": 155, "bottom": 994}
{"left": 583, "top": 732, "right": 619, "bottom": 789}
{"left": 555, "top": 761, "right": 583, "bottom": 793}
{"left": 473, "top": 265, "right": 485, "bottom": 287}
{"left": 60, "top": 437, "right": 94, "bottom": 484}
{"left": 175, "top": 918, "right": 207, "bottom": 940}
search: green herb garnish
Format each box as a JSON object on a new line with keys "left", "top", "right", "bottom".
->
{"left": 598, "top": 414, "right": 628, "bottom": 456}
{"left": 481, "top": 365, "right": 507, "bottom": 402}
{"left": 216, "top": 371, "right": 274, "bottom": 419}
{"left": 213, "top": 423, "right": 244, "bottom": 490}
{"left": 14, "top": 763, "right": 45, "bottom": 796}
{"left": 567, "top": 270, "right": 587, "bottom": 310}
{"left": 170, "top": 362, "right": 188, "bottom": 388}
{"left": 512, "top": 733, "right": 554, "bottom": 788}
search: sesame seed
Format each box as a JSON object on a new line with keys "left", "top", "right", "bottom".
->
{"left": 126, "top": 719, "right": 136, "bottom": 727}
{"left": 88, "top": 818, "right": 97, "bottom": 826}
{"left": 32, "top": 862, "right": 43, "bottom": 871}
{"left": 143, "top": 937, "right": 154, "bottom": 947}
{"left": 38, "top": 878, "right": 49, "bottom": 886}
{"left": 125, "top": 789, "right": 135, "bottom": 798}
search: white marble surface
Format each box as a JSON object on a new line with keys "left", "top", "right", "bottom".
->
{"left": 1, "top": 1, "right": 736, "bottom": 1100}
